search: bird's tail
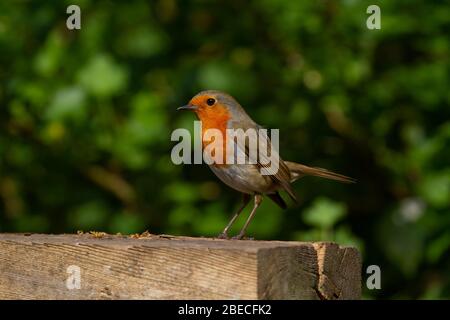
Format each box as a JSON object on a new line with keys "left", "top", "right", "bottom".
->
{"left": 284, "top": 161, "right": 356, "bottom": 184}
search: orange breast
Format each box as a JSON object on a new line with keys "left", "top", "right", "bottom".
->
{"left": 196, "top": 105, "right": 230, "bottom": 166}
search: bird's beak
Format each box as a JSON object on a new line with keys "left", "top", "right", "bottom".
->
{"left": 177, "top": 104, "right": 197, "bottom": 111}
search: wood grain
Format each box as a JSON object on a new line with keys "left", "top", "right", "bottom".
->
{"left": 0, "top": 233, "right": 361, "bottom": 300}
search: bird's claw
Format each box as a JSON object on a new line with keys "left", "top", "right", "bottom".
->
{"left": 217, "top": 232, "right": 254, "bottom": 240}
{"left": 217, "top": 232, "right": 229, "bottom": 239}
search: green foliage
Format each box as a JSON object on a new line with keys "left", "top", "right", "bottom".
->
{"left": 303, "top": 197, "right": 346, "bottom": 229}
{"left": 0, "top": 0, "right": 449, "bottom": 299}
{"left": 78, "top": 54, "right": 128, "bottom": 98}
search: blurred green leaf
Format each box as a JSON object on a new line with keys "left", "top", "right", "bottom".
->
{"left": 46, "top": 86, "right": 87, "bottom": 122}
{"left": 165, "top": 182, "right": 199, "bottom": 203}
{"left": 34, "top": 30, "right": 65, "bottom": 77}
{"left": 77, "top": 54, "right": 128, "bottom": 98}
{"left": 419, "top": 173, "right": 450, "bottom": 208}
{"left": 303, "top": 197, "right": 347, "bottom": 229}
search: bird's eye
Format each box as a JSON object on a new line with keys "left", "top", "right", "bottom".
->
{"left": 206, "top": 98, "right": 216, "bottom": 106}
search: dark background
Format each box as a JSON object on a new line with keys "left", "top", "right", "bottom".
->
{"left": 0, "top": 0, "right": 449, "bottom": 299}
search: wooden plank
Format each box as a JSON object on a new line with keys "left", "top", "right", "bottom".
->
{"left": 0, "top": 233, "right": 361, "bottom": 300}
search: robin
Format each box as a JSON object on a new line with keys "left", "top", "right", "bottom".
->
{"left": 177, "top": 90, "right": 355, "bottom": 239}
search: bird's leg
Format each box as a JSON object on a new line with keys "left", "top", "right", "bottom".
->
{"left": 217, "top": 194, "right": 251, "bottom": 239}
{"left": 233, "top": 194, "right": 263, "bottom": 240}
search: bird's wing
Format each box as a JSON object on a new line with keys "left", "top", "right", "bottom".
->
{"left": 229, "top": 120, "right": 297, "bottom": 202}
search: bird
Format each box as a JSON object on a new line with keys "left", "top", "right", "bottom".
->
{"left": 177, "top": 90, "right": 355, "bottom": 240}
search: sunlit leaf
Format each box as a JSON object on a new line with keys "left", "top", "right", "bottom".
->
{"left": 302, "top": 197, "right": 347, "bottom": 229}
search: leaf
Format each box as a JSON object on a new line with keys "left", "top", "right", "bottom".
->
{"left": 46, "top": 86, "right": 87, "bottom": 122}
{"left": 419, "top": 173, "right": 450, "bottom": 208}
{"left": 77, "top": 54, "right": 128, "bottom": 98}
{"left": 302, "top": 197, "right": 347, "bottom": 229}
{"left": 164, "top": 183, "right": 199, "bottom": 203}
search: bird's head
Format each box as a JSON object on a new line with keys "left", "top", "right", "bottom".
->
{"left": 177, "top": 90, "right": 247, "bottom": 125}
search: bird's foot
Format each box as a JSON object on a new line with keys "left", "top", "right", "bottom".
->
{"left": 216, "top": 232, "right": 229, "bottom": 239}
